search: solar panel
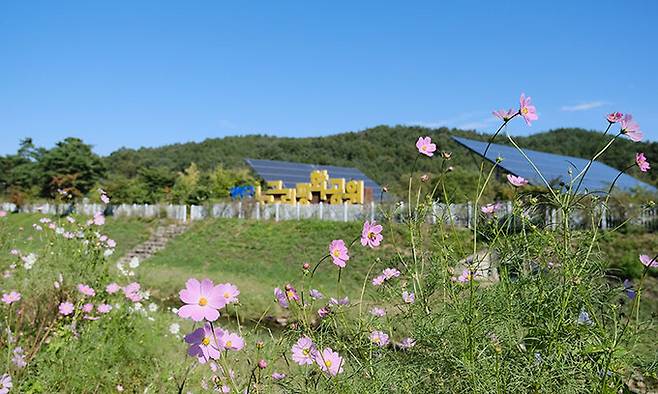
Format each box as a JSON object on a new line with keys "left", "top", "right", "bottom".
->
{"left": 244, "top": 158, "right": 385, "bottom": 199}
{"left": 452, "top": 136, "right": 657, "bottom": 193}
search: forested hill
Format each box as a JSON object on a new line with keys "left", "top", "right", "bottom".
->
{"left": 106, "top": 126, "right": 657, "bottom": 199}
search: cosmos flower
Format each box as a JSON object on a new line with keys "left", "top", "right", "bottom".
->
{"left": 97, "top": 304, "right": 112, "bottom": 314}
{"left": 178, "top": 278, "right": 227, "bottom": 322}
{"left": 106, "top": 283, "right": 121, "bottom": 294}
{"left": 606, "top": 112, "right": 623, "bottom": 123}
{"left": 416, "top": 136, "right": 437, "bottom": 157}
{"left": 1, "top": 291, "right": 21, "bottom": 305}
{"left": 59, "top": 302, "right": 74, "bottom": 316}
{"left": 329, "top": 240, "right": 350, "bottom": 268}
{"left": 620, "top": 114, "right": 644, "bottom": 142}
{"left": 77, "top": 284, "right": 96, "bottom": 297}
{"left": 370, "top": 307, "right": 386, "bottom": 317}
{"left": 382, "top": 268, "right": 401, "bottom": 280}
{"left": 271, "top": 372, "right": 286, "bottom": 380}
{"left": 639, "top": 254, "right": 658, "bottom": 268}
{"left": 493, "top": 108, "right": 517, "bottom": 122}
{"left": 274, "top": 287, "right": 289, "bottom": 308}
{"left": 636, "top": 153, "right": 651, "bottom": 172}
{"left": 309, "top": 289, "right": 324, "bottom": 300}
{"left": 402, "top": 291, "right": 415, "bottom": 304}
{"left": 184, "top": 323, "right": 223, "bottom": 363}
{"left": 315, "top": 348, "right": 344, "bottom": 376}
{"left": 0, "top": 373, "right": 12, "bottom": 394}
{"left": 519, "top": 93, "right": 538, "bottom": 126}
{"left": 398, "top": 337, "right": 416, "bottom": 349}
{"left": 291, "top": 337, "right": 318, "bottom": 365}
{"left": 360, "top": 221, "right": 383, "bottom": 248}
{"left": 507, "top": 174, "right": 529, "bottom": 187}
{"left": 216, "top": 283, "right": 240, "bottom": 305}
{"left": 372, "top": 275, "right": 385, "bottom": 286}
{"left": 218, "top": 331, "right": 244, "bottom": 351}
{"left": 369, "top": 330, "right": 390, "bottom": 347}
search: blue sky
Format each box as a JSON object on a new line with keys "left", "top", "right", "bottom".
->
{"left": 1, "top": 1, "right": 656, "bottom": 155}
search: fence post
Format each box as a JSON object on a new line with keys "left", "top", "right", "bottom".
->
{"left": 600, "top": 204, "right": 607, "bottom": 230}
{"left": 238, "top": 201, "right": 243, "bottom": 219}
{"left": 275, "top": 203, "right": 280, "bottom": 222}
{"left": 467, "top": 202, "right": 472, "bottom": 228}
{"left": 343, "top": 202, "right": 348, "bottom": 222}
{"left": 319, "top": 202, "right": 323, "bottom": 220}
{"left": 297, "top": 203, "right": 301, "bottom": 220}
{"left": 370, "top": 201, "right": 375, "bottom": 222}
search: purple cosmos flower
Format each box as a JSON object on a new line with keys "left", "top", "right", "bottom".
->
{"left": 402, "top": 291, "right": 415, "bottom": 304}
{"left": 329, "top": 296, "right": 349, "bottom": 306}
{"left": 372, "top": 275, "right": 385, "bottom": 286}
{"left": 309, "top": 289, "right": 324, "bottom": 300}
{"left": 329, "top": 240, "right": 349, "bottom": 268}
{"left": 639, "top": 254, "right": 658, "bottom": 268}
{"left": 216, "top": 283, "right": 240, "bottom": 305}
{"left": 360, "top": 221, "right": 383, "bottom": 248}
{"left": 0, "top": 373, "right": 12, "bottom": 394}
{"left": 77, "top": 284, "right": 96, "bottom": 297}
{"left": 370, "top": 307, "right": 386, "bottom": 317}
{"left": 622, "top": 279, "right": 636, "bottom": 300}
{"left": 291, "top": 337, "right": 318, "bottom": 365}
{"left": 398, "top": 337, "right": 416, "bottom": 349}
{"left": 274, "top": 287, "right": 289, "bottom": 308}
{"left": 97, "top": 304, "right": 112, "bottom": 313}
{"left": 271, "top": 372, "right": 286, "bottom": 380}
{"left": 218, "top": 331, "right": 244, "bottom": 351}
{"left": 315, "top": 348, "right": 344, "bottom": 376}
{"left": 184, "top": 323, "right": 223, "bottom": 363}
{"left": 369, "top": 330, "right": 389, "bottom": 347}
{"left": 382, "top": 268, "right": 401, "bottom": 280}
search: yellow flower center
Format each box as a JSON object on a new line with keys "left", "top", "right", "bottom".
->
{"left": 223, "top": 291, "right": 230, "bottom": 299}
{"left": 368, "top": 231, "right": 376, "bottom": 240}
{"left": 422, "top": 144, "right": 428, "bottom": 151}
{"left": 226, "top": 341, "right": 232, "bottom": 348}
{"left": 202, "top": 337, "right": 210, "bottom": 346}
{"left": 332, "top": 249, "right": 340, "bottom": 257}
{"left": 302, "top": 348, "right": 310, "bottom": 356}
{"left": 373, "top": 337, "right": 380, "bottom": 343}
{"left": 324, "top": 360, "right": 332, "bottom": 368}
{"left": 286, "top": 291, "right": 295, "bottom": 299}
{"left": 521, "top": 107, "right": 529, "bottom": 115}
{"left": 198, "top": 297, "right": 208, "bottom": 306}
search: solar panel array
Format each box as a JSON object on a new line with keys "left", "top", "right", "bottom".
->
{"left": 452, "top": 136, "right": 657, "bottom": 193}
{"left": 244, "top": 158, "right": 385, "bottom": 200}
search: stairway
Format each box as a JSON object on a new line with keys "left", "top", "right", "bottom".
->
{"left": 117, "top": 223, "right": 188, "bottom": 266}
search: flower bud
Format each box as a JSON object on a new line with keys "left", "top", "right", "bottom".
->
{"left": 258, "top": 359, "right": 267, "bottom": 369}
{"left": 302, "top": 263, "right": 310, "bottom": 270}
{"left": 256, "top": 340, "right": 264, "bottom": 349}
{"left": 420, "top": 174, "right": 429, "bottom": 183}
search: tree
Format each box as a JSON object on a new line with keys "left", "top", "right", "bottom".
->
{"left": 39, "top": 138, "right": 105, "bottom": 197}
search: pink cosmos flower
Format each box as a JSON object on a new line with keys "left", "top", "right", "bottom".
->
{"left": 398, "top": 337, "right": 416, "bottom": 349}
{"left": 106, "top": 283, "right": 121, "bottom": 294}
{"left": 519, "top": 93, "right": 538, "bottom": 126}
{"left": 178, "top": 278, "right": 226, "bottom": 321}
{"left": 107, "top": 239, "right": 116, "bottom": 248}
{"left": 493, "top": 108, "right": 517, "bottom": 122}
{"left": 292, "top": 337, "right": 318, "bottom": 365}
{"left": 369, "top": 330, "right": 390, "bottom": 347}
{"left": 416, "top": 136, "right": 437, "bottom": 157}
{"left": 271, "top": 372, "right": 286, "bottom": 380}
{"left": 284, "top": 284, "right": 300, "bottom": 303}
{"left": 218, "top": 331, "right": 244, "bottom": 351}
{"left": 372, "top": 274, "right": 385, "bottom": 286}
{"left": 309, "top": 289, "right": 324, "bottom": 300}
{"left": 315, "top": 348, "right": 344, "bottom": 376}
{"left": 370, "top": 307, "right": 386, "bottom": 317}
{"left": 97, "top": 304, "right": 112, "bottom": 314}
{"left": 1, "top": 291, "right": 21, "bottom": 305}
{"left": 184, "top": 323, "right": 223, "bottom": 363}
{"left": 59, "top": 301, "right": 74, "bottom": 315}
{"left": 93, "top": 212, "right": 105, "bottom": 226}
{"left": 216, "top": 283, "right": 240, "bottom": 305}
{"left": 402, "top": 291, "right": 415, "bottom": 304}
{"left": 0, "top": 210, "right": 6, "bottom": 217}
{"left": 274, "top": 287, "right": 289, "bottom": 308}
{"left": 360, "top": 221, "right": 383, "bottom": 248}
{"left": 77, "top": 284, "right": 96, "bottom": 297}
{"left": 639, "top": 254, "right": 658, "bottom": 268}
{"left": 481, "top": 202, "right": 502, "bottom": 215}
{"left": 82, "top": 303, "right": 94, "bottom": 313}
{"left": 123, "top": 282, "right": 142, "bottom": 302}
{"left": 318, "top": 306, "right": 331, "bottom": 318}
{"left": 636, "top": 153, "right": 651, "bottom": 172}
{"left": 620, "top": 114, "right": 644, "bottom": 142}
{"left": 0, "top": 374, "right": 12, "bottom": 394}
{"left": 507, "top": 174, "right": 528, "bottom": 187}
{"left": 329, "top": 239, "right": 349, "bottom": 268}
{"left": 100, "top": 194, "right": 110, "bottom": 204}
{"left": 382, "top": 268, "right": 401, "bottom": 280}
{"left": 607, "top": 112, "right": 623, "bottom": 123}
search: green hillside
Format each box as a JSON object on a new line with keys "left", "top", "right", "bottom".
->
{"left": 105, "top": 125, "right": 658, "bottom": 200}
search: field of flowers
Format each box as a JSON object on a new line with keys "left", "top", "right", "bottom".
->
{"left": 1, "top": 94, "right": 657, "bottom": 393}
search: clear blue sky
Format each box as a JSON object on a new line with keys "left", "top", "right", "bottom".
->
{"left": 1, "top": 1, "right": 656, "bottom": 156}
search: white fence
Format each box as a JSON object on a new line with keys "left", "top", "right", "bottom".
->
{"left": 1, "top": 201, "right": 657, "bottom": 230}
